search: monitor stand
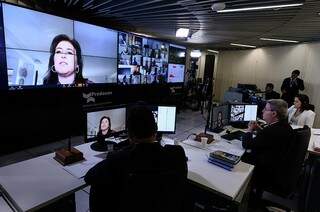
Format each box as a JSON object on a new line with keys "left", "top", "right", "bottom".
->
{"left": 90, "top": 140, "right": 117, "bottom": 152}
{"left": 230, "top": 122, "right": 248, "bottom": 129}
{"left": 211, "top": 127, "right": 225, "bottom": 134}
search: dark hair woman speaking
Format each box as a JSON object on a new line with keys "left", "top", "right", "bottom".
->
{"left": 43, "top": 34, "right": 89, "bottom": 85}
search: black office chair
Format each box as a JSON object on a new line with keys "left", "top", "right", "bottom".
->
{"left": 259, "top": 125, "right": 311, "bottom": 211}
{"left": 118, "top": 170, "right": 186, "bottom": 212}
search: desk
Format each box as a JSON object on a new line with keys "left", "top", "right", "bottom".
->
{"left": 0, "top": 138, "right": 253, "bottom": 211}
{"left": 0, "top": 155, "right": 84, "bottom": 212}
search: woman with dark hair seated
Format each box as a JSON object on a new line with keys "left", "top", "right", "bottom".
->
{"left": 288, "top": 94, "right": 315, "bottom": 127}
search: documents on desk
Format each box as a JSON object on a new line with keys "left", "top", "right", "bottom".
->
{"left": 182, "top": 138, "right": 245, "bottom": 156}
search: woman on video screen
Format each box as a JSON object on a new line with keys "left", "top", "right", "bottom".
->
{"left": 97, "top": 116, "right": 115, "bottom": 142}
{"left": 43, "top": 34, "right": 90, "bottom": 85}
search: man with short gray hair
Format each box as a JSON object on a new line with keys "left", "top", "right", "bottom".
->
{"left": 241, "top": 99, "right": 294, "bottom": 199}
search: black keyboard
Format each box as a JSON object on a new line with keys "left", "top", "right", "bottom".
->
{"left": 221, "top": 130, "right": 246, "bottom": 141}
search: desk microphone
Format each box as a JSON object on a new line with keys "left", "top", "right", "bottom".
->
{"left": 54, "top": 137, "right": 84, "bottom": 166}
{"left": 195, "top": 101, "right": 215, "bottom": 144}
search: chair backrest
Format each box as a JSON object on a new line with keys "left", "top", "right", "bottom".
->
{"left": 266, "top": 125, "right": 311, "bottom": 197}
{"left": 308, "top": 104, "right": 315, "bottom": 112}
{"left": 119, "top": 169, "right": 186, "bottom": 212}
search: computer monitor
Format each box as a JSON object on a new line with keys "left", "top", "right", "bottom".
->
{"left": 86, "top": 106, "right": 127, "bottom": 142}
{"left": 210, "top": 105, "right": 229, "bottom": 130}
{"left": 150, "top": 105, "right": 176, "bottom": 134}
{"left": 229, "top": 104, "right": 258, "bottom": 123}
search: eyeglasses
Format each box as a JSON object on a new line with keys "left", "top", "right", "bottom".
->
{"left": 262, "top": 108, "right": 273, "bottom": 112}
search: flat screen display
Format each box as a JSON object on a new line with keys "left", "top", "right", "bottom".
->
{"left": 167, "top": 44, "right": 186, "bottom": 83}
{"left": 229, "top": 104, "right": 258, "bottom": 122}
{"left": 150, "top": 106, "right": 176, "bottom": 133}
{"left": 1, "top": 3, "right": 117, "bottom": 89}
{"left": 86, "top": 107, "right": 126, "bottom": 142}
{"left": 210, "top": 105, "right": 229, "bottom": 129}
{"left": 118, "top": 32, "right": 169, "bottom": 85}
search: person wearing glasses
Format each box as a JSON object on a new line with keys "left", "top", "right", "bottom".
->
{"left": 241, "top": 99, "right": 294, "bottom": 207}
{"left": 43, "top": 34, "right": 91, "bottom": 85}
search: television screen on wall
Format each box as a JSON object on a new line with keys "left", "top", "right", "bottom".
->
{"left": 1, "top": 3, "right": 117, "bottom": 90}
{"left": 167, "top": 44, "right": 186, "bottom": 83}
{"left": 117, "top": 32, "right": 169, "bottom": 85}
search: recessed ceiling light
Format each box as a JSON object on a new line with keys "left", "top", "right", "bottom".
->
{"left": 217, "top": 3, "right": 303, "bottom": 13}
{"left": 260, "top": 37, "right": 299, "bottom": 43}
{"left": 208, "top": 49, "right": 219, "bottom": 53}
{"left": 230, "top": 43, "right": 256, "bottom": 48}
{"left": 176, "top": 28, "right": 190, "bottom": 38}
{"left": 211, "top": 3, "right": 226, "bottom": 11}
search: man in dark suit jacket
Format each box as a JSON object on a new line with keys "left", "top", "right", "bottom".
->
{"left": 85, "top": 105, "right": 188, "bottom": 212}
{"left": 281, "top": 69, "right": 304, "bottom": 106}
{"left": 242, "top": 99, "right": 294, "bottom": 193}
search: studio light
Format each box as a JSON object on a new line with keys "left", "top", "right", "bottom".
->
{"left": 190, "top": 50, "right": 201, "bottom": 58}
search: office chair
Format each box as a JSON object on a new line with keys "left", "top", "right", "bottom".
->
{"left": 259, "top": 125, "right": 311, "bottom": 211}
{"left": 118, "top": 170, "right": 186, "bottom": 212}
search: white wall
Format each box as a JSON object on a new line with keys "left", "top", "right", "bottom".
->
{"left": 215, "top": 42, "right": 320, "bottom": 127}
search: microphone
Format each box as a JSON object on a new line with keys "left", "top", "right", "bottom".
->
{"left": 34, "top": 70, "right": 38, "bottom": 86}
{"left": 54, "top": 136, "right": 84, "bottom": 166}
{"left": 195, "top": 101, "right": 215, "bottom": 144}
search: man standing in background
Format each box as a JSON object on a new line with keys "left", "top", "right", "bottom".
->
{"left": 281, "top": 69, "right": 304, "bottom": 106}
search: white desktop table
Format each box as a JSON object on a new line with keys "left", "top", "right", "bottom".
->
{"left": 0, "top": 136, "right": 254, "bottom": 211}
{"left": 308, "top": 129, "right": 320, "bottom": 156}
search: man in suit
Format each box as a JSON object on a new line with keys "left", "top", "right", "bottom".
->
{"left": 281, "top": 69, "right": 305, "bottom": 106}
{"left": 85, "top": 105, "right": 188, "bottom": 212}
{"left": 242, "top": 99, "right": 294, "bottom": 194}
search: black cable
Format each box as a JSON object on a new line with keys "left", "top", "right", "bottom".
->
{"left": 187, "top": 133, "right": 197, "bottom": 140}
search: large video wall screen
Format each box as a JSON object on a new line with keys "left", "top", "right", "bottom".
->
{"left": 1, "top": 3, "right": 117, "bottom": 89}
{"left": 0, "top": 3, "right": 186, "bottom": 90}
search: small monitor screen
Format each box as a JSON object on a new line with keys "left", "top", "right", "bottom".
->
{"left": 2, "top": 3, "right": 117, "bottom": 89}
{"left": 210, "top": 105, "right": 229, "bottom": 129}
{"left": 150, "top": 106, "right": 176, "bottom": 133}
{"left": 230, "top": 104, "right": 258, "bottom": 122}
{"left": 167, "top": 44, "right": 186, "bottom": 83}
{"left": 86, "top": 107, "right": 126, "bottom": 142}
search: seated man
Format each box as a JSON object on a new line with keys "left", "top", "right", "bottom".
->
{"left": 265, "top": 83, "right": 280, "bottom": 100}
{"left": 85, "top": 105, "right": 188, "bottom": 212}
{"left": 242, "top": 99, "right": 294, "bottom": 193}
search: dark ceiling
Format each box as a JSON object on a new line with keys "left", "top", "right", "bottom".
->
{"left": 11, "top": 0, "right": 320, "bottom": 50}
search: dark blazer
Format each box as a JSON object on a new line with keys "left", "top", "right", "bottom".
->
{"left": 265, "top": 90, "right": 280, "bottom": 100}
{"left": 242, "top": 120, "right": 294, "bottom": 189}
{"left": 85, "top": 142, "right": 188, "bottom": 212}
{"left": 281, "top": 77, "right": 304, "bottom": 105}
